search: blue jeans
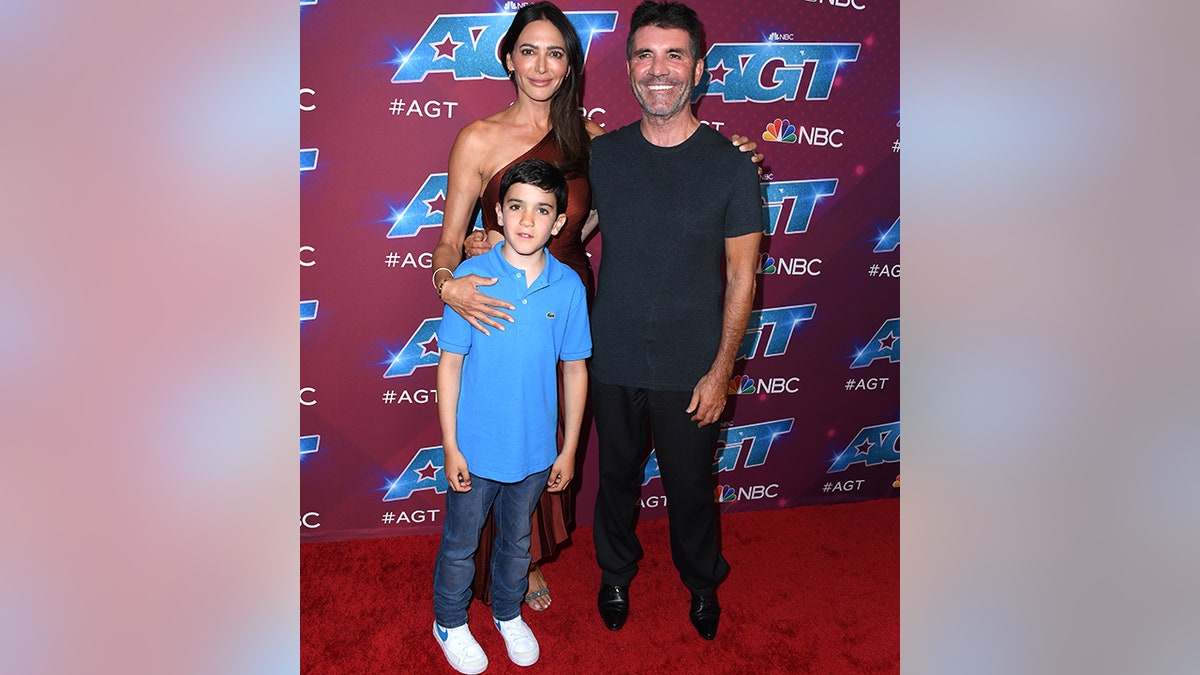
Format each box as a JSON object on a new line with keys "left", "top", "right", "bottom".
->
{"left": 433, "top": 468, "right": 550, "bottom": 627}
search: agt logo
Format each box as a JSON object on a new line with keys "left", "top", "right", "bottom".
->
{"left": 386, "top": 173, "right": 482, "bottom": 239}
{"left": 698, "top": 41, "right": 860, "bottom": 103}
{"left": 301, "top": 148, "right": 318, "bottom": 172}
{"left": 763, "top": 118, "right": 844, "bottom": 147}
{"left": 739, "top": 304, "right": 817, "bottom": 360}
{"left": 384, "top": 317, "right": 441, "bottom": 378}
{"left": 384, "top": 445, "right": 448, "bottom": 500}
{"left": 728, "top": 375, "right": 800, "bottom": 395}
{"left": 716, "top": 483, "right": 780, "bottom": 502}
{"left": 850, "top": 318, "right": 898, "bottom": 368}
{"left": 642, "top": 418, "right": 793, "bottom": 485}
{"left": 300, "top": 435, "right": 320, "bottom": 458}
{"left": 391, "top": 12, "right": 618, "bottom": 83}
{"left": 874, "top": 218, "right": 899, "bottom": 252}
{"left": 761, "top": 179, "right": 837, "bottom": 235}
{"left": 829, "top": 421, "right": 899, "bottom": 473}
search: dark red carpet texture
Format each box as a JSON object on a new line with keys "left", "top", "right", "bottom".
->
{"left": 302, "top": 498, "right": 898, "bottom": 674}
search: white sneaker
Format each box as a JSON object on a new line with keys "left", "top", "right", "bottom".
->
{"left": 433, "top": 621, "right": 488, "bottom": 674}
{"left": 494, "top": 616, "right": 539, "bottom": 666}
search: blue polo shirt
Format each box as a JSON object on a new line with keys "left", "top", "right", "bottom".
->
{"left": 438, "top": 243, "right": 591, "bottom": 482}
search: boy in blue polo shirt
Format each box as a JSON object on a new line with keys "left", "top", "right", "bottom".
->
{"left": 431, "top": 159, "right": 591, "bottom": 674}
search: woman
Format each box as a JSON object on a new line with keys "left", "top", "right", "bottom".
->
{"left": 432, "top": 2, "right": 598, "bottom": 329}
{"left": 429, "top": 1, "right": 760, "bottom": 612}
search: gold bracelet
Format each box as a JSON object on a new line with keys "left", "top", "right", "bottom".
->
{"left": 432, "top": 267, "right": 453, "bottom": 297}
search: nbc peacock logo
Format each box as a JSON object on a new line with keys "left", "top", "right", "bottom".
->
{"left": 757, "top": 252, "right": 777, "bottom": 274}
{"left": 715, "top": 485, "right": 737, "bottom": 503}
{"left": 763, "top": 118, "right": 797, "bottom": 143}
{"left": 727, "top": 374, "right": 756, "bottom": 395}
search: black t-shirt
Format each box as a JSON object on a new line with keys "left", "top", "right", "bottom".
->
{"left": 589, "top": 122, "right": 762, "bottom": 390}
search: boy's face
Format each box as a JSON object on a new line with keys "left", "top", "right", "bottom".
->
{"left": 494, "top": 182, "right": 566, "bottom": 257}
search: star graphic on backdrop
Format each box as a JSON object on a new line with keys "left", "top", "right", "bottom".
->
{"left": 708, "top": 60, "right": 731, "bottom": 84}
{"left": 878, "top": 333, "right": 897, "bottom": 350}
{"left": 419, "top": 334, "right": 440, "bottom": 357}
{"left": 855, "top": 438, "right": 874, "bottom": 455}
{"left": 432, "top": 34, "right": 461, "bottom": 60}
{"left": 416, "top": 461, "right": 439, "bottom": 481}
{"left": 423, "top": 190, "right": 446, "bottom": 216}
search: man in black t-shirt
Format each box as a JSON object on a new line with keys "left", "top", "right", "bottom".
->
{"left": 588, "top": 0, "right": 763, "bottom": 642}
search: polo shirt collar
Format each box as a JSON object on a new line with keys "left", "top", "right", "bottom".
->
{"left": 482, "top": 241, "right": 563, "bottom": 292}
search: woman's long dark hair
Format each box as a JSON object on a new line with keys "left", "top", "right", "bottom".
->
{"left": 499, "top": 2, "right": 590, "bottom": 177}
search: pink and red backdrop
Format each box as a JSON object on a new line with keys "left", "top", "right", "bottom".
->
{"left": 301, "top": 0, "right": 898, "bottom": 541}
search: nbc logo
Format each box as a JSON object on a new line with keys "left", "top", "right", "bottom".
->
{"left": 757, "top": 253, "right": 777, "bottom": 274}
{"left": 715, "top": 484, "right": 780, "bottom": 502}
{"left": 763, "top": 118, "right": 797, "bottom": 143}
{"left": 762, "top": 118, "right": 845, "bottom": 148}
{"left": 727, "top": 374, "right": 801, "bottom": 395}
{"left": 728, "top": 375, "right": 756, "bottom": 395}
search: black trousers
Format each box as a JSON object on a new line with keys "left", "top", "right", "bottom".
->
{"left": 591, "top": 378, "right": 730, "bottom": 595}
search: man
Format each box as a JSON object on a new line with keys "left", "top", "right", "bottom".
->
{"left": 587, "top": 0, "right": 763, "bottom": 641}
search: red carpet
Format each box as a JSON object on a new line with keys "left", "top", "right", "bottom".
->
{"left": 302, "top": 499, "right": 898, "bottom": 674}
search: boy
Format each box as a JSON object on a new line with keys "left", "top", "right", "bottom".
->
{"left": 431, "top": 159, "right": 591, "bottom": 674}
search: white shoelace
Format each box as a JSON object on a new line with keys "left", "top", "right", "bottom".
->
{"left": 495, "top": 618, "right": 536, "bottom": 651}
{"left": 442, "top": 625, "right": 485, "bottom": 658}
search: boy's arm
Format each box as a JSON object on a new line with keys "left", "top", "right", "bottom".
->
{"left": 546, "top": 358, "right": 588, "bottom": 492}
{"left": 437, "top": 351, "right": 472, "bottom": 492}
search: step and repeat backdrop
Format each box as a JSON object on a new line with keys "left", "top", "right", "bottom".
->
{"left": 301, "top": 0, "right": 898, "bottom": 541}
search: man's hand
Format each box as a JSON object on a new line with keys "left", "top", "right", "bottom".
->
{"left": 441, "top": 275, "right": 515, "bottom": 335}
{"left": 686, "top": 369, "right": 729, "bottom": 427}
{"left": 462, "top": 229, "right": 491, "bottom": 258}
{"left": 730, "top": 134, "right": 765, "bottom": 170}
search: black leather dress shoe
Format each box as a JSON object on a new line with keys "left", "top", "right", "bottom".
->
{"left": 689, "top": 593, "right": 720, "bottom": 640}
{"left": 597, "top": 583, "right": 629, "bottom": 631}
